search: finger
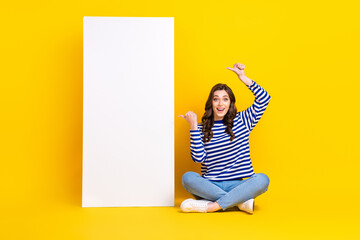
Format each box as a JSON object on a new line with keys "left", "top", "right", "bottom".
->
{"left": 178, "top": 115, "right": 185, "bottom": 118}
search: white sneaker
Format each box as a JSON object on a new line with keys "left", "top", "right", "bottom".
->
{"left": 180, "top": 198, "right": 212, "bottom": 213}
{"left": 237, "top": 198, "right": 254, "bottom": 214}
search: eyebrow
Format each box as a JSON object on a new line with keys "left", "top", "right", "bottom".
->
{"left": 213, "top": 95, "right": 229, "bottom": 97}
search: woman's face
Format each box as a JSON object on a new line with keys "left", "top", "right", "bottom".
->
{"left": 212, "top": 90, "right": 230, "bottom": 121}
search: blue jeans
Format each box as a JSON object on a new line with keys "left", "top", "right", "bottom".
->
{"left": 182, "top": 171, "right": 270, "bottom": 211}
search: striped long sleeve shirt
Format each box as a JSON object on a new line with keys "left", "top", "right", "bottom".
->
{"left": 190, "top": 80, "right": 271, "bottom": 181}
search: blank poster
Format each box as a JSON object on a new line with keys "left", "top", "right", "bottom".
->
{"left": 82, "top": 17, "right": 174, "bottom": 207}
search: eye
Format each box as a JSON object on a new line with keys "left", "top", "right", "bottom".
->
{"left": 224, "top": 98, "right": 229, "bottom": 101}
{"left": 213, "top": 98, "right": 218, "bottom": 102}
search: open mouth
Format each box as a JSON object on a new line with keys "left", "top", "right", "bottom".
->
{"left": 217, "top": 108, "right": 225, "bottom": 112}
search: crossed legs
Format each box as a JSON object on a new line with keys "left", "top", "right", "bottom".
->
{"left": 182, "top": 171, "right": 270, "bottom": 211}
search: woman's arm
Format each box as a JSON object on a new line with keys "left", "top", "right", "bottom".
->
{"left": 227, "top": 63, "right": 271, "bottom": 132}
{"left": 241, "top": 80, "right": 271, "bottom": 132}
{"left": 178, "top": 111, "right": 207, "bottom": 163}
{"left": 190, "top": 127, "right": 207, "bottom": 163}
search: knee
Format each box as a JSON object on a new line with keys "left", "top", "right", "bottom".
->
{"left": 255, "top": 173, "right": 270, "bottom": 190}
{"left": 182, "top": 171, "right": 199, "bottom": 187}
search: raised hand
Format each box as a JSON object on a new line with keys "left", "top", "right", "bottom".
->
{"left": 226, "top": 63, "right": 253, "bottom": 86}
{"left": 226, "top": 63, "right": 245, "bottom": 77}
{"left": 178, "top": 111, "right": 198, "bottom": 130}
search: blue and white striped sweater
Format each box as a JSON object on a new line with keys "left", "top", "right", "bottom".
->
{"left": 190, "top": 80, "right": 271, "bottom": 181}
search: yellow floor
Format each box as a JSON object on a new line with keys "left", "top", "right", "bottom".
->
{"left": 3, "top": 194, "right": 359, "bottom": 240}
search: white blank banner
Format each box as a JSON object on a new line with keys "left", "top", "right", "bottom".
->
{"left": 82, "top": 17, "right": 174, "bottom": 207}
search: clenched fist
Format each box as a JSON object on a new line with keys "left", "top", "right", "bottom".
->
{"left": 178, "top": 111, "right": 198, "bottom": 130}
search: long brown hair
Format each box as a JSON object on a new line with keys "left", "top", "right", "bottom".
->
{"left": 201, "top": 83, "right": 237, "bottom": 143}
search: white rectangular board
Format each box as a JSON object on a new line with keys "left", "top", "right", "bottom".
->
{"left": 82, "top": 17, "right": 174, "bottom": 207}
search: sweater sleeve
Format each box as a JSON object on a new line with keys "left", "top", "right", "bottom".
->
{"left": 189, "top": 126, "right": 207, "bottom": 163}
{"left": 241, "top": 80, "right": 271, "bottom": 132}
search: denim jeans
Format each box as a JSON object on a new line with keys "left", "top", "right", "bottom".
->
{"left": 182, "top": 171, "right": 270, "bottom": 211}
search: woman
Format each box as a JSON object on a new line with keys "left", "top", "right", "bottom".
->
{"left": 178, "top": 63, "right": 271, "bottom": 214}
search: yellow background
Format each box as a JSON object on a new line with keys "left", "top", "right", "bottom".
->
{"left": 1, "top": 0, "right": 359, "bottom": 239}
